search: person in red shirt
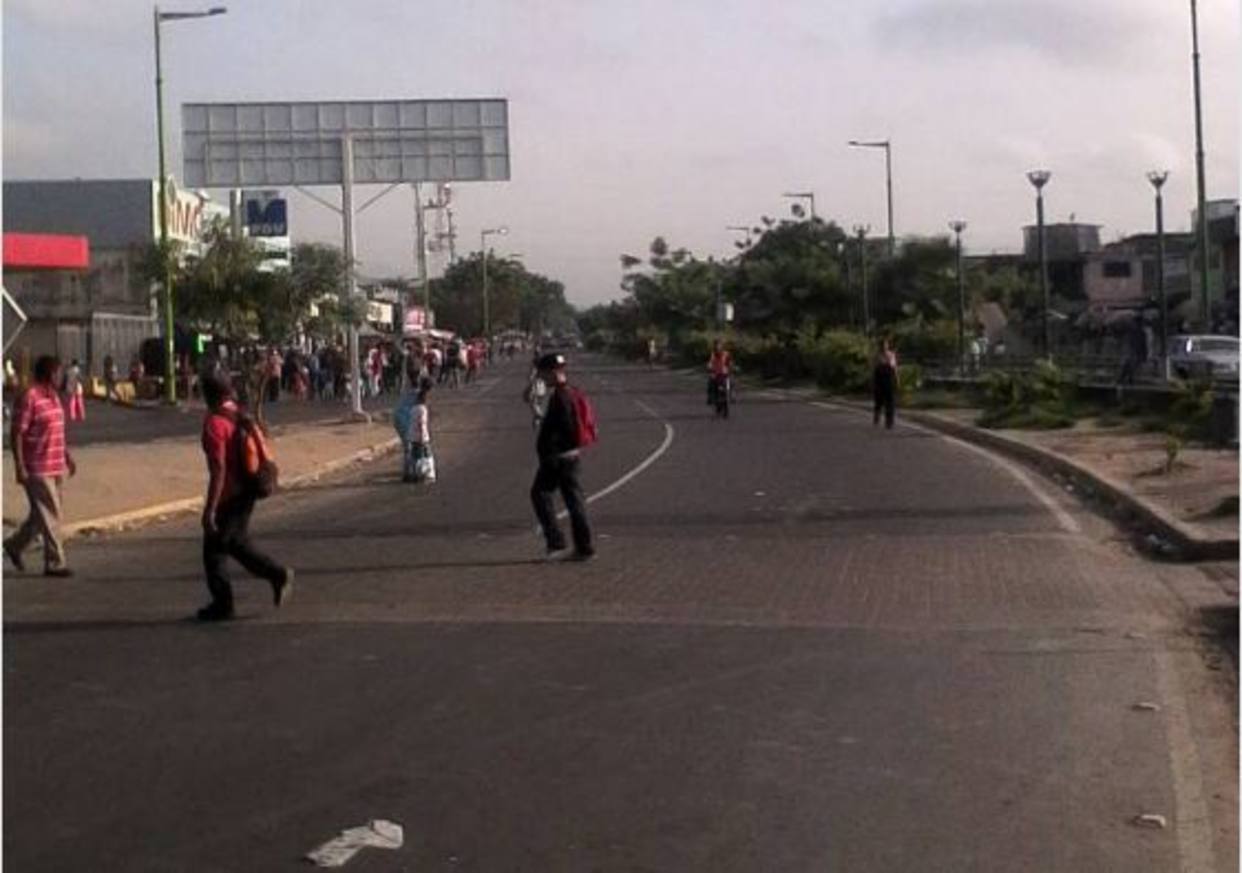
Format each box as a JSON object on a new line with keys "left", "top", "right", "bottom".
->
{"left": 198, "top": 368, "right": 293, "bottom": 622}
{"left": 706, "top": 339, "right": 733, "bottom": 407}
{"left": 5, "top": 355, "right": 76, "bottom": 576}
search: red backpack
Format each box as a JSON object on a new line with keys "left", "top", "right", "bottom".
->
{"left": 567, "top": 386, "right": 598, "bottom": 448}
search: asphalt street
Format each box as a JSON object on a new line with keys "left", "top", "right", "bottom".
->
{"left": 4, "top": 356, "right": 1237, "bottom": 872}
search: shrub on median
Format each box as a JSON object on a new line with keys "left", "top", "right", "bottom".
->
{"left": 977, "top": 359, "right": 1075, "bottom": 429}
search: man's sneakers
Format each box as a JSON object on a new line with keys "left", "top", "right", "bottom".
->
{"left": 272, "top": 567, "right": 295, "bottom": 608}
{"left": 4, "top": 542, "right": 26, "bottom": 572}
{"left": 545, "top": 547, "right": 596, "bottom": 563}
{"left": 43, "top": 567, "right": 74, "bottom": 578}
{"left": 196, "top": 602, "right": 236, "bottom": 623}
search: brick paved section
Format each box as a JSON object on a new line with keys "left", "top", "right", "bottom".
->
{"left": 4, "top": 357, "right": 1236, "bottom": 872}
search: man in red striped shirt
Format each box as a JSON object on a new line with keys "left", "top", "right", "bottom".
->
{"left": 5, "top": 355, "right": 76, "bottom": 576}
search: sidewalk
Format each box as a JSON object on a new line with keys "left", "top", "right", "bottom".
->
{"left": 3, "top": 413, "right": 399, "bottom": 537}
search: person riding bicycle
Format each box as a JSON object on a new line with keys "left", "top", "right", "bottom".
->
{"left": 706, "top": 340, "right": 733, "bottom": 407}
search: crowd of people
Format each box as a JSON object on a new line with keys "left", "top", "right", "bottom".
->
{"left": 0, "top": 334, "right": 669, "bottom": 621}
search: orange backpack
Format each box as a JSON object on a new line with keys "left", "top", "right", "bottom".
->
{"left": 223, "top": 410, "right": 279, "bottom": 498}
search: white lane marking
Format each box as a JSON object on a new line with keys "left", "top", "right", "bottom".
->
{"left": 586, "top": 400, "right": 675, "bottom": 506}
{"left": 1153, "top": 650, "right": 1217, "bottom": 873}
{"left": 903, "top": 420, "right": 1082, "bottom": 535}
{"left": 547, "top": 398, "right": 676, "bottom": 524}
{"left": 306, "top": 819, "right": 404, "bottom": 867}
{"left": 808, "top": 399, "right": 1081, "bottom": 535}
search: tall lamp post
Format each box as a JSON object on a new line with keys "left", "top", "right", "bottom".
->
{"left": 854, "top": 224, "right": 872, "bottom": 335}
{"left": 154, "top": 4, "right": 227, "bottom": 404}
{"left": 1026, "top": 170, "right": 1052, "bottom": 358}
{"left": 949, "top": 220, "right": 968, "bottom": 372}
{"left": 480, "top": 226, "right": 508, "bottom": 338}
{"left": 1147, "top": 171, "right": 1170, "bottom": 377}
{"left": 848, "top": 139, "right": 894, "bottom": 258}
{"left": 782, "top": 192, "right": 816, "bottom": 221}
{"left": 1189, "top": 0, "right": 1211, "bottom": 329}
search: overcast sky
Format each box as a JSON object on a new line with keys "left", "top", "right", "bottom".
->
{"left": 4, "top": 0, "right": 1239, "bottom": 307}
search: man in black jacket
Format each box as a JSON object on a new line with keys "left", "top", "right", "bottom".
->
{"left": 531, "top": 353, "right": 594, "bottom": 560}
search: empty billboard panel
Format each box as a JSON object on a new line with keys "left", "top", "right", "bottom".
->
{"left": 182, "top": 99, "right": 510, "bottom": 188}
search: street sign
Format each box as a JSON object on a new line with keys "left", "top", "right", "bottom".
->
{"left": 182, "top": 99, "right": 511, "bottom": 188}
{"left": 244, "top": 192, "right": 288, "bottom": 236}
{"left": 403, "top": 306, "right": 429, "bottom": 335}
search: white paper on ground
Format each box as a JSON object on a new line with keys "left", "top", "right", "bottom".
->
{"left": 305, "top": 819, "right": 404, "bottom": 867}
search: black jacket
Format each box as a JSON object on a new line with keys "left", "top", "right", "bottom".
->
{"left": 536, "top": 385, "right": 579, "bottom": 460}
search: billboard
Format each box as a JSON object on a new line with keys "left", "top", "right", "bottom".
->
{"left": 182, "top": 99, "right": 510, "bottom": 188}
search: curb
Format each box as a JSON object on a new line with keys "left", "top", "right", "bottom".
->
{"left": 786, "top": 387, "right": 1237, "bottom": 562}
{"left": 899, "top": 409, "right": 1238, "bottom": 562}
{"left": 63, "top": 436, "right": 401, "bottom": 540}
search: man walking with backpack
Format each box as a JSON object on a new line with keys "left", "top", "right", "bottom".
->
{"left": 531, "top": 353, "right": 595, "bottom": 561}
{"left": 198, "top": 369, "right": 293, "bottom": 622}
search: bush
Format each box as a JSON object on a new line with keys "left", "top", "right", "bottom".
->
{"left": 977, "top": 360, "right": 1075, "bottom": 430}
{"left": 801, "top": 329, "right": 872, "bottom": 394}
{"left": 889, "top": 319, "right": 960, "bottom": 364}
{"left": 897, "top": 363, "right": 923, "bottom": 404}
{"left": 1168, "top": 380, "right": 1215, "bottom": 441}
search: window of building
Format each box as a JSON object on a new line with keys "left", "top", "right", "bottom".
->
{"left": 1102, "top": 261, "right": 1132, "bottom": 278}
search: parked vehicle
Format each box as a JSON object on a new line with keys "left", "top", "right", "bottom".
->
{"left": 1168, "top": 335, "right": 1240, "bottom": 380}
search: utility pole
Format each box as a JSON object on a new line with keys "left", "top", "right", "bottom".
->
{"left": 1027, "top": 170, "right": 1052, "bottom": 359}
{"left": 412, "top": 182, "right": 429, "bottom": 313}
{"left": 855, "top": 225, "right": 871, "bottom": 335}
{"left": 1148, "top": 171, "right": 1170, "bottom": 376}
{"left": 949, "top": 220, "right": 968, "bottom": 372}
{"left": 1190, "top": 0, "right": 1212, "bottom": 329}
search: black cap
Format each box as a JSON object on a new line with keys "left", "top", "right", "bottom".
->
{"left": 536, "top": 352, "right": 567, "bottom": 371}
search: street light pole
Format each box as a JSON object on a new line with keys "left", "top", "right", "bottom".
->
{"left": 1147, "top": 171, "right": 1170, "bottom": 376}
{"left": 854, "top": 224, "right": 871, "bottom": 335}
{"left": 949, "top": 221, "right": 968, "bottom": 372}
{"left": 849, "top": 140, "right": 894, "bottom": 258}
{"left": 782, "top": 192, "right": 815, "bottom": 221}
{"left": 1027, "top": 170, "right": 1052, "bottom": 358}
{"left": 153, "top": 4, "right": 226, "bottom": 405}
{"left": 480, "top": 226, "right": 507, "bottom": 338}
{"left": 1190, "top": 0, "right": 1212, "bottom": 329}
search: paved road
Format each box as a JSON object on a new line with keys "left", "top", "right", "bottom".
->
{"left": 4, "top": 356, "right": 1236, "bottom": 871}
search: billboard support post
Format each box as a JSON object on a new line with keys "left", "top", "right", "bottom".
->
{"left": 341, "top": 133, "right": 364, "bottom": 419}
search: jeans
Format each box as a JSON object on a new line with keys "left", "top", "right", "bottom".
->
{"left": 531, "top": 455, "right": 593, "bottom": 554}
{"left": 203, "top": 493, "right": 285, "bottom": 610}
{"left": 874, "top": 387, "right": 895, "bottom": 429}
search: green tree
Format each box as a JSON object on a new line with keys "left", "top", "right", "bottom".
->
{"left": 733, "top": 219, "right": 850, "bottom": 334}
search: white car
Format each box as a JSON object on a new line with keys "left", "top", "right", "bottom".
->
{"left": 1169, "top": 335, "right": 1240, "bottom": 379}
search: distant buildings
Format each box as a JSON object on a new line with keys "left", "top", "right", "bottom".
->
{"left": 3, "top": 178, "right": 228, "bottom": 375}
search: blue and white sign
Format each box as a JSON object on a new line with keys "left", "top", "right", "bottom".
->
{"left": 245, "top": 193, "right": 288, "bottom": 237}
